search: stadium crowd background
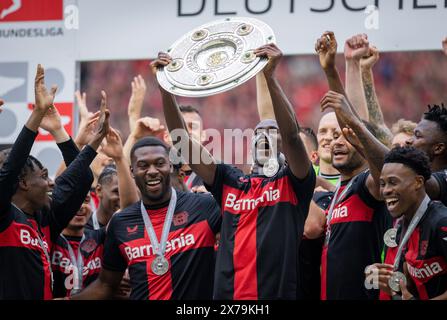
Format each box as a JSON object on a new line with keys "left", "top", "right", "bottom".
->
{"left": 81, "top": 51, "right": 447, "bottom": 139}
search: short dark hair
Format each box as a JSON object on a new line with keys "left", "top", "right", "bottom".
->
{"left": 300, "top": 127, "right": 318, "bottom": 150}
{"left": 179, "top": 105, "right": 200, "bottom": 116}
{"left": 384, "top": 146, "right": 432, "bottom": 181}
{"left": 98, "top": 164, "right": 117, "bottom": 185}
{"left": 130, "top": 136, "right": 170, "bottom": 161}
{"left": 423, "top": 103, "right": 447, "bottom": 138}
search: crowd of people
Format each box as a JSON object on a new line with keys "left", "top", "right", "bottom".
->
{"left": 0, "top": 33, "right": 446, "bottom": 300}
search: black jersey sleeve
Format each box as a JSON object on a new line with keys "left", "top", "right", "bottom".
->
{"left": 0, "top": 126, "right": 37, "bottom": 219}
{"left": 204, "top": 164, "right": 242, "bottom": 205}
{"left": 102, "top": 215, "right": 128, "bottom": 272}
{"left": 57, "top": 138, "right": 80, "bottom": 167}
{"left": 285, "top": 163, "right": 316, "bottom": 218}
{"left": 200, "top": 194, "right": 222, "bottom": 234}
{"left": 432, "top": 171, "right": 447, "bottom": 206}
{"left": 48, "top": 145, "right": 96, "bottom": 241}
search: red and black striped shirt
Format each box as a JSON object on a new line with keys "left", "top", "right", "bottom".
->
{"left": 102, "top": 192, "right": 221, "bottom": 300}
{"left": 0, "top": 126, "right": 95, "bottom": 299}
{"left": 205, "top": 163, "right": 316, "bottom": 300}
{"left": 321, "top": 172, "right": 391, "bottom": 300}
{"left": 381, "top": 201, "right": 447, "bottom": 300}
{"left": 51, "top": 228, "right": 105, "bottom": 298}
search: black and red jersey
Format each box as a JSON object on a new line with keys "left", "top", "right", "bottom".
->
{"left": 102, "top": 192, "right": 221, "bottom": 300}
{"left": 298, "top": 191, "right": 334, "bottom": 300}
{"left": 205, "top": 163, "right": 316, "bottom": 300}
{"left": 433, "top": 170, "right": 447, "bottom": 206}
{"left": 51, "top": 228, "right": 105, "bottom": 298}
{"left": 321, "top": 171, "right": 391, "bottom": 300}
{"left": 381, "top": 201, "right": 447, "bottom": 300}
{"left": 0, "top": 126, "right": 95, "bottom": 300}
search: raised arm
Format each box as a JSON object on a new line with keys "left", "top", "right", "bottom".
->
{"left": 361, "top": 46, "right": 393, "bottom": 146}
{"left": 316, "top": 31, "right": 365, "bottom": 125}
{"left": 320, "top": 91, "right": 389, "bottom": 195}
{"left": 254, "top": 43, "right": 311, "bottom": 179}
{"left": 151, "top": 53, "right": 217, "bottom": 186}
{"left": 0, "top": 65, "right": 56, "bottom": 214}
{"left": 256, "top": 72, "right": 275, "bottom": 121}
{"left": 316, "top": 31, "right": 346, "bottom": 96}
{"left": 127, "top": 75, "right": 147, "bottom": 134}
{"left": 102, "top": 127, "right": 139, "bottom": 209}
{"left": 50, "top": 91, "right": 110, "bottom": 237}
{"left": 344, "top": 34, "right": 370, "bottom": 121}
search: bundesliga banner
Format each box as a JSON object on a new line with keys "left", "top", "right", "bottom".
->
{"left": 0, "top": 0, "right": 77, "bottom": 177}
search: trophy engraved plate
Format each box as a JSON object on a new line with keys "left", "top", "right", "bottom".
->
{"left": 157, "top": 17, "right": 276, "bottom": 97}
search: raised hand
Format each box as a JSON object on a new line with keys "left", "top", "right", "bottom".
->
{"left": 88, "top": 91, "right": 110, "bottom": 151}
{"left": 128, "top": 75, "right": 147, "bottom": 133}
{"left": 102, "top": 128, "right": 124, "bottom": 160}
{"left": 442, "top": 37, "right": 447, "bottom": 56}
{"left": 150, "top": 52, "right": 172, "bottom": 77}
{"left": 320, "top": 90, "right": 351, "bottom": 114}
{"left": 254, "top": 43, "right": 283, "bottom": 79}
{"left": 128, "top": 75, "right": 146, "bottom": 114}
{"left": 361, "top": 45, "right": 379, "bottom": 70}
{"left": 344, "top": 34, "right": 369, "bottom": 61}
{"left": 34, "top": 64, "right": 57, "bottom": 114}
{"left": 131, "top": 116, "right": 166, "bottom": 140}
{"left": 39, "top": 104, "right": 62, "bottom": 134}
{"left": 315, "top": 31, "right": 337, "bottom": 71}
{"left": 75, "top": 91, "right": 92, "bottom": 121}
{"left": 75, "top": 111, "right": 100, "bottom": 147}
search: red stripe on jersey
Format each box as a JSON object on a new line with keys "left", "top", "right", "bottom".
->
{"left": 221, "top": 176, "right": 298, "bottom": 215}
{"left": 380, "top": 246, "right": 398, "bottom": 300}
{"left": 327, "top": 194, "right": 374, "bottom": 224}
{"left": 147, "top": 257, "right": 172, "bottom": 300}
{"left": 119, "top": 220, "right": 214, "bottom": 299}
{"left": 233, "top": 208, "right": 258, "bottom": 300}
{"left": 0, "top": 221, "right": 53, "bottom": 299}
{"left": 120, "top": 220, "right": 214, "bottom": 265}
{"left": 321, "top": 245, "right": 328, "bottom": 300}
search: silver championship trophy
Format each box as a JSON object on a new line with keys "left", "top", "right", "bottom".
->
{"left": 156, "top": 17, "right": 276, "bottom": 97}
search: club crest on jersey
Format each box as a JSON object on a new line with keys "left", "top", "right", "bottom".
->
{"left": 173, "top": 211, "right": 189, "bottom": 226}
{"left": 81, "top": 239, "right": 98, "bottom": 253}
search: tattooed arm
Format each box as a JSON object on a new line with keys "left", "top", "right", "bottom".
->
{"left": 361, "top": 46, "right": 393, "bottom": 146}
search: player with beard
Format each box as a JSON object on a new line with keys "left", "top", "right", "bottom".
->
{"left": 0, "top": 65, "right": 109, "bottom": 299}
{"left": 153, "top": 43, "right": 315, "bottom": 300}
{"left": 70, "top": 137, "right": 221, "bottom": 300}
{"left": 314, "top": 32, "right": 392, "bottom": 300}
{"left": 370, "top": 147, "right": 447, "bottom": 300}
